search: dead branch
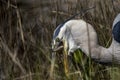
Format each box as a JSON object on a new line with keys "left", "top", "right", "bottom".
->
{"left": 0, "top": 38, "right": 26, "bottom": 74}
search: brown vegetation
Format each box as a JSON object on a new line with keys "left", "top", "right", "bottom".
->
{"left": 0, "top": 0, "right": 120, "bottom": 80}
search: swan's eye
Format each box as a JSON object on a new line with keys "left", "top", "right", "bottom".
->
{"left": 56, "top": 38, "right": 60, "bottom": 42}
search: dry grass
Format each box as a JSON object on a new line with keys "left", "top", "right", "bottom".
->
{"left": 0, "top": 0, "right": 120, "bottom": 80}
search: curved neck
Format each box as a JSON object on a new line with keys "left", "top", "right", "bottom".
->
{"left": 83, "top": 39, "right": 120, "bottom": 64}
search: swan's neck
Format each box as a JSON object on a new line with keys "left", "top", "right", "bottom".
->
{"left": 83, "top": 39, "right": 120, "bottom": 64}
{"left": 91, "top": 45, "right": 113, "bottom": 63}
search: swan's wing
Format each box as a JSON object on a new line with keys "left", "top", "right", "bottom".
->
{"left": 68, "top": 20, "right": 98, "bottom": 46}
{"left": 64, "top": 20, "right": 98, "bottom": 55}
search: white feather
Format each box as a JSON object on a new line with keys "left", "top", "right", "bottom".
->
{"left": 57, "top": 17, "right": 120, "bottom": 64}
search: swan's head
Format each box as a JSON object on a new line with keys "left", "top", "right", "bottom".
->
{"left": 52, "top": 24, "right": 64, "bottom": 52}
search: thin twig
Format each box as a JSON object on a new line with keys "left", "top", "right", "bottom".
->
{"left": 68, "top": 71, "right": 82, "bottom": 76}
{"left": 0, "top": 39, "right": 26, "bottom": 74}
{"left": 51, "top": 11, "right": 72, "bottom": 16}
{"left": 0, "top": 0, "right": 17, "bottom": 8}
{"left": 49, "top": 52, "right": 56, "bottom": 80}
{"left": 14, "top": 72, "right": 42, "bottom": 80}
{"left": 15, "top": 6, "right": 25, "bottom": 46}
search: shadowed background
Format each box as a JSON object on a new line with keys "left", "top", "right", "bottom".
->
{"left": 0, "top": 0, "right": 120, "bottom": 80}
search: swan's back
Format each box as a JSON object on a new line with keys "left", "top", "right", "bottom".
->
{"left": 64, "top": 20, "right": 98, "bottom": 55}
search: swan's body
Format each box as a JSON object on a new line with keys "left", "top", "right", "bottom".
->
{"left": 52, "top": 13, "right": 120, "bottom": 64}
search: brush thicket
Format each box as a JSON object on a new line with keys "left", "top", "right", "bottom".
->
{"left": 0, "top": 0, "right": 120, "bottom": 80}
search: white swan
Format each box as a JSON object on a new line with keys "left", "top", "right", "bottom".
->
{"left": 52, "top": 13, "right": 120, "bottom": 64}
